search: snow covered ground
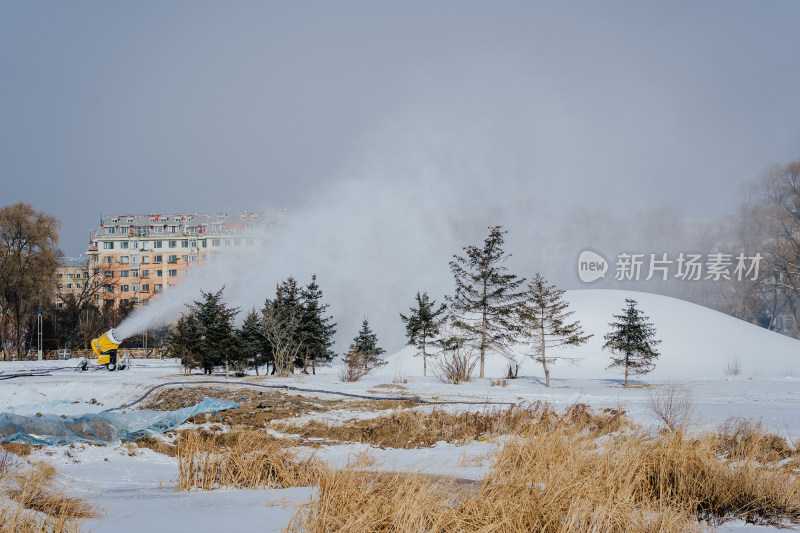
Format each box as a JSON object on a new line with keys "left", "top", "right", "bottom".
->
{"left": 1, "top": 289, "right": 798, "bottom": 531}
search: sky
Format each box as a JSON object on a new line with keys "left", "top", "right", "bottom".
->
{"left": 2, "top": 2, "right": 800, "bottom": 349}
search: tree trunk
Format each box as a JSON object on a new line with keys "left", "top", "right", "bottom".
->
{"left": 422, "top": 339, "right": 427, "bottom": 377}
{"left": 624, "top": 354, "right": 629, "bottom": 387}
{"left": 480, "top": 315, "right": 487, "bottom": 378}
{"left": 541, "top": 313, "right": 549, "bottom": 387}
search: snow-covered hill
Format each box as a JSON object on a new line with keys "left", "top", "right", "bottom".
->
{"left": 377, "top": 289, "right": 800, "bottom": 381}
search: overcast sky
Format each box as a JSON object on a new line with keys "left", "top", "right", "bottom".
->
{"left": 2, "top": 1, "right": 799, "bottom": 259}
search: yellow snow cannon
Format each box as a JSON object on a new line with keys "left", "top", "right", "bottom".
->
{"left": 91, "top": 329, "right": 127, "bottom": 371}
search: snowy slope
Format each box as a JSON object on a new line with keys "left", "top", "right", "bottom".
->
{"left": 376, "top": 289, "right": 800, "bottom": 381}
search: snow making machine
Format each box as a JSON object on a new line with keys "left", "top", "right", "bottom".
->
{"left": 90, "top": 329, "right": 129, "bottom": 371}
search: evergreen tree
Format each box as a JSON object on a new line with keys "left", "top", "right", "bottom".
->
{"left": 167, "top": 288, "right": 240, "bottom": 375}
{"left": 603, "top": 298, "right": 661, "bottom": 387}
{"left": 519, "top": 274, "right": 592, "bottom": 387}
{"left": 167, "top": 311, "right": 203, "bottom": 375}
{"left": 447, "top": 225, "right": 526, "bottom": 378}
{"left": 351, "top": 318, "right": 386, "bottom": 372}
{"left": 238, "top": 308, "right": 270, "bottom": 375}
{"left": 400, "top": 291, "right": 447, "bottom": 377}
{"left": 296, "top": 275, "right": 337, "bottom": 374}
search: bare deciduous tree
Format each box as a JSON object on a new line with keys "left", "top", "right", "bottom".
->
{"left": 0, "top": 203, "right": 61, "bottom": 359}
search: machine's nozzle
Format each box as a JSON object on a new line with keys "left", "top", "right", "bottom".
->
{"left": 91, "top": 328, "right": 121, "bottom": 357}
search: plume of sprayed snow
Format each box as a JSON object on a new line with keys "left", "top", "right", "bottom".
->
{"left": 114, "top": 121, "right": 712, "bottom": 354}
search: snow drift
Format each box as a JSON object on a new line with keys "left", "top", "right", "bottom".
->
{"left": 377, "top": 289, "right": 800, "bottom": 381}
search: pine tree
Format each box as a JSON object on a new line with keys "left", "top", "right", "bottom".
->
{"left": 167, "top": 312, "right": 203, "bottom": 375}
{"left": 167, "top": 288, "right": 240, "bottom": 375}
{"left": 351, "top": 318, "right": 386, "bottom": 373}
{"left": 519, "top": 274, "right": 592, "bottom": 387}
{"left": 447, "top": 225, "right": 526, "bottom": 378}
{"left": 297, "top": 275, "right": 337, "bottom": 374}
{"left": 238, "top": 308, "right": 270, "bottom": 375}
{"left": 400, "top": 291, "right": 447, "bottom": 377}
{"left": 603, "top": 298, "right": 661, "bottom": 387}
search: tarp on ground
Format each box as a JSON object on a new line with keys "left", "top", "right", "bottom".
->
{"left": 0, "top": 397, "right": 239, "bottom": 445}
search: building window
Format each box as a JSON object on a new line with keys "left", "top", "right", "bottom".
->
{"left": 156, "top": 270, "right": 163, "bottom": 277}
{"left": 153, "top": 255, "right": 162, "bottom": 263}
{"left": 76, "top": 282, "right": 81, "bottom": 288}
{"left": 168, "top": 255, "right": 178, "bottom": 263}
{"left": 154, "top": 241, "right": 163, "bottom": 248}
{"left": 188, "top": 254, "right": 197, "bottom": 263}
{"left": 105, "top": 227, "right": 116, "bottom": 234}
{"left": 120, "top": 270, "right": 129, "bottom": 278}
{"left": 130, "top": 269, "right": 139, "bottom": 278}
{"left": 154, "top": 284, "right": 162, "bottom": 293}
{"left": 103, "top": 242, "right": 114, "bottom": 250}
{"left": 57, "top": 273, "right": 63, "bottom": 278}
{"left": 212, "top": 239, "right": 220, "bottom": 246}
{"left": 121, "top": 241, "right": 129, "bottom": 249}
{"left": 121, "top": 285, "right": 130, "bottom": 292}
{"left": 142, "top": 270, "right": 150, "bottom": 278}
{"left": 131, "top": 283, "right": 139, "bottom": 292}
{"left": 223, "top": 238, "right": 231, "bottom": 246}
{"left": 120, "top": 256, "right": 129, "bottom": 264}
{"left": 142, "top": 284, "right": 150, "bottom": 291}
{"left": 120, "top": 226, "right": 129, "bottom": 234}
{"left": 181, "top": 240, "right": 189, "bottom": 248}
{"left": 169, "top": 225, "right": 180, "bottom": 233}
{"left": 104, "top": 256, "right": 113, "bottom": 264}
{"left": 131, "top": 255, "right": 139, "bottom": 265}
{"left": 188, "top": 239, "right": 197, "bottom": 248}
{"left": 169, "top": 240, "right": 177, "bottom": 248}
{"left": 104, "top": 285, "right": 114, "bottom": 293}
{"left": 201, "top": 240, "right": 207, "bottom": 248}
{"left": 104, "top": 271, "right": 113, "bottom": 278}
{"left": 67, "top": 273, "right": 73, "bottom": 279}
{"left": 57, "top": 283, "right": 63, "bottom": 289}
{"left": 168, "top": 269, "right": 177, "bottom": 277}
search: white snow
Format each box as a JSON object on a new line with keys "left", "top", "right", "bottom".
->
{"left": 2, "top": 289, "right": 798, "bottom": 531}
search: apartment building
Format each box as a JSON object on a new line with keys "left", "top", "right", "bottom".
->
{"left": 54, "top": 259, "right": 91, "bottom": 308}
{"left": 87, "top": 211, "right": 281, "bottom": 308}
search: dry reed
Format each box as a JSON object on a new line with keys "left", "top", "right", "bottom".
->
{"left": 176, "top": 429, "right": 324, "bottom": 490}
{"left": 286, "top": 409, "right": 800, "bottom": 532}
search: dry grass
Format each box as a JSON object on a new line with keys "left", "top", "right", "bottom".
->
{"left": 277, "top": 402, "right": 628, "bottom": 448}
{"left": 0, "top": 459, "right": 97, "bottom": 533}
{"left": 0, "top": 443, "right": 37, "bottom": 458}
{"left": 0, "top": 505, "right": 85, "bottom": 533}
{"left": 714, "top": 417, "right": 796, "bottom": 463}
{"left": 135, "top": 434, "right": 178, "bottom": 457}
{"left": 176, "top": 429, "right": 325, "bottom": 491}
{"left": 286, "top": 408, "right": 800, "bottom": 532}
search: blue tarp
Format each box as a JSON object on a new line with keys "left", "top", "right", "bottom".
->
{"left": 0, "top": 397, "right": 239, "bottom": 446}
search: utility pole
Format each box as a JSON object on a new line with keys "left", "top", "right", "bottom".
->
{"left": 37, "top": 311, "right": 43, "bottom": 361}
